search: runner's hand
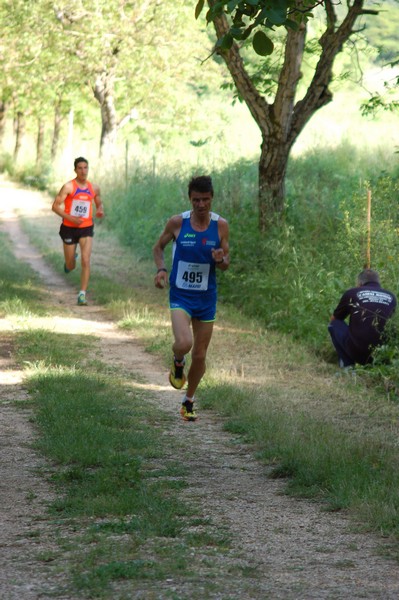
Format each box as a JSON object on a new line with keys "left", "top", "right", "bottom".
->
{"left": 68, "top": 216, "right": 84, "bottom": 226}
{"left": 154, "top": 271, "right": 168, "bottom": 289}
{"left": 212, "top": 248, "right": 224, "bottom": 263}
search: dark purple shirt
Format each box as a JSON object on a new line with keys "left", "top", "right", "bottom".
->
{"left": 333, "top": 282, "right": 396, "bottom": 363}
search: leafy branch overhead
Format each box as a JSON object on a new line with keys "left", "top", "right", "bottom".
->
{"left": 195, "top": 0, "right": 325, "bottom": 56}
{"left": 196, "top": 0, "right": 383, "bottom": 232}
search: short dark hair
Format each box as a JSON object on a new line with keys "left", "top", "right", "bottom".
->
{"left": 188, "top": 175, "right": 214, "bottom": 197}
{"left": 358, "top": 269, "right": 380, "bottom": 286}
{"left": 74, "top": 156, "right": 88, "bottom": 169}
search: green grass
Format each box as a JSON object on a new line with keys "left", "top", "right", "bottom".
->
{"left": 13, "top": 327, "right": 235, "bottom": 597}
{"left": 5, "top": 143, "right": 399, "bottom": 586}
{"left": 97, "top": 142, "right": 399, "bottom": 380}
{"left": 201, "top": 381, "right": 399, "bottom": 536}
{"left": 0, "top": 243, "right": 240, "bottom": 597}
{"left": 0, "top": 231, "right": 48, "bottom": 317}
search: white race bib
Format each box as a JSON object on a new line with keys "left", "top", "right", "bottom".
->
{"left": 71, "top": 199, "right": 90, "bottom": 218}
{"left": 176, "top": 261, "right": 210, "bottom": 291}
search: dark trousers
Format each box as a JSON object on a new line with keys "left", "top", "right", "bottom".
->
{"left": 328, "top": 320, "right": 355, "bottom": 367}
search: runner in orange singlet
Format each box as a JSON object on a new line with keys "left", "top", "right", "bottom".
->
{"left": 52, "top": 157, "right": 104, "bottom": 306}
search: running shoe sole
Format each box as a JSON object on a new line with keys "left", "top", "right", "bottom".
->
{"left": 169, "top": 371, "right": 186, "bottom": 389}
{"left": 180, "top": 406, "right": 198, "bottom": 421}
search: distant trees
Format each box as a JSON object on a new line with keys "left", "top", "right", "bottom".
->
{"left": 52, "top": 1, "right": 167, "bottom": 158}
{"left": 359, "top": 4, "right": 399, "bottom": 116}
{"left": 0, "top": 1, "right": 217, "bottom": 162}
{"left": 198, "top": 0, "right": 381, "bottom": 231}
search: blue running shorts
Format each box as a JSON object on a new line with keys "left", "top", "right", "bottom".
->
{"left": 169, "top": 288, "right": 217, "bottom": 322}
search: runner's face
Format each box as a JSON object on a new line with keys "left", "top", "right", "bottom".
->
{"left": 190, "top": 191, "right": 213, "bottom": 216}
{"left": 75, "top": 162, "right": 89, "bottom": 181}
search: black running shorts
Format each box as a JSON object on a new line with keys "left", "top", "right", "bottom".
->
{"left": 59, "top": 224, "right": 94, "bottom": 245}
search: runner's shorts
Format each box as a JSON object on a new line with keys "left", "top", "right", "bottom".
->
{"left": 169, "top": 287, "right": 217, "bottom": 322}
{"left": 59, "top": 224, "right": 94, "bottom": 245}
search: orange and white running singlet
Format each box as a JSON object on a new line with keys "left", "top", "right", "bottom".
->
{"left": 63, "top": 179, "right": 96, "bottom": 228}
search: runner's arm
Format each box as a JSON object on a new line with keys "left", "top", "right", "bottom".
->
{"left": 212, "top": 218, "right": 230, "bottom": 271}
{"left": 93, "top": 184, "right": 104, "bottom": 218}
{"left": 153, "top": 215, "right": 181, "bottom": 288}
{"left": 51, "top": 182, "right": 83, "bottom": 226}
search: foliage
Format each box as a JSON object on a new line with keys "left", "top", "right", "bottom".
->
{"left": 361, "top": 87, "right": 399, "bottom": 117}
{"left": 218, "top": 153, "right": 399, "bottom": 354}
{"left": 361, "top": 0, "right": 399, "bottom": 64}
{"left": 11, "top": 149, "right": 399, "bottom": 553}
{"left": 101, "top": 141, "right": 399, "bottom": 363}
{"left": 0, "top": 0, "right": 232, "bottom": 158}
{"left": 0, "top": 231, "right": 45, "bottom": 316}
{"left": 196, "top": 0, "right": 322, "bottom": 56}
{"left": 202, "top": 382, "right": 399, "bottom": 536}
{"left": 194, "top": 0, "right": 386, "bottom": 226}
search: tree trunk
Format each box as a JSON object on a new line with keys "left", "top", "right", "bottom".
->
{"left": 36, "top": 117, "right": 44, "bottom": 166}
{"left": 13, "top": 112, "right": 25, "bottom": 162}
{"left": 258, "top": 138, "right": 290, "bottom": 231}
{"left": 51, "top": 100, "right": 63, "bottom": 161}
{"left": 0, "top": 99, "right": 8, "bottom": 147}
{"left": 93, "top": 71, "right": 118, "bottom": 158}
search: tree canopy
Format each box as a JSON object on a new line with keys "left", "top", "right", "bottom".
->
{"left": 0, "top": 0, "right": 229, "bottom": 160}
{"left": 196, "top": 0, "right": 347, "bottom": 56}
{"left": 195, "top": 0, "right": 388, "bottom": 230}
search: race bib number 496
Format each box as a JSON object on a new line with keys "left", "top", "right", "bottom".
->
{"left": 176, "top": 261, "right": 210, "bottom": 291}
{"left": 71, "top": 199, "right": 90, "bottom": 218}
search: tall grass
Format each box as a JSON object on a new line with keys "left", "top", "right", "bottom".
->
{"left": 101, "top": 142, "right": 399, "bottom": 355}
{"left": 201, "top": 382, "right": 399, "bottom": 536}
{"left": 93, "top": 139, "right": 399, "bottom": 396}
{"left": 6, "top": 148, "right": 399, "bottom": 555}
{"left": 0, "top": 231, "right": 47, "bottom": 317}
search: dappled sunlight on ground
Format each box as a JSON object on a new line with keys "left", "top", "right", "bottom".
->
{"left": 0, "top": 370, "right": 24, "bottom": 385}
{"left": 2, "top": 177, "right": 399, "bottom": 598}
{"left": 127, "top": 380, "right": 171, "bottom": 393}
{"left": 0, "top": 314, "right": 116, "bottom": 337}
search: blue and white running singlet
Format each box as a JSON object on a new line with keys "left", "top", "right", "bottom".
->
{"left": 169, "top": 211, "right": 220, "bottom": 295}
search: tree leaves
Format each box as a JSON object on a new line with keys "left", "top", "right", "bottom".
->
{"left": 252, "top": 30, "right": 274, "bottom": 56}
{"left": 195, "top": 0, "right": 205, "bottom": 20}
{"left": 197, "top": 0, "right": 318, "bottom": 56}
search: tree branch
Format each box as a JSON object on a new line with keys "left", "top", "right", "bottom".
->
{"left": 289, "top": 0, "right": 375, "bottom": 143}
{"left": 273, "top": 23, "right": 306, "bottom": 140}
{"left": 207, "top": 0, "right": 272, "bottom": 136}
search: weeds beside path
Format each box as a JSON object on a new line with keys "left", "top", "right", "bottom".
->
{"left": 1, "top": 178, "right": 399, "bottom": 598}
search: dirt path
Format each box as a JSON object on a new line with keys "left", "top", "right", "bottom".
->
{"left": 1, "top": 179, "right": 399, "bottom": 599}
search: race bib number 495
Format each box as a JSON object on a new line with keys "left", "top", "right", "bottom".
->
{"left": 176, "top": 261, "right": 210, "bottom": 291}
{"left": 71, "top": 199, "right": 90, "bottom": 218}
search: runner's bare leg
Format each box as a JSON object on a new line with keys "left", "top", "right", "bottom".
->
{"left": 186, "top": 319, "right": 214, "bottom": 398}
{"left": 171, "top": 309, "right": 192, "bottom": 359}
{"left": 63, "top": 243, "right": 77, "bottom": 271}
{"left": 78, "top": 236, "right": 93, "bottom": 292}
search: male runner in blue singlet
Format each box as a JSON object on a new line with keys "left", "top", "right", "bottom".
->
{"left": 153, "top": 176, "right": 230, "bottom": 421}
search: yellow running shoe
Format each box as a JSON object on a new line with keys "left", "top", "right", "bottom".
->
{"left": 169, "top": 358, "right": 186, "bottom": 389}
{"left": 180, "top": 399, "right": 197, "bottom": 422}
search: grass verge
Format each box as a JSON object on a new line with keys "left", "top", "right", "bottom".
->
{"left": 201, "top": 382, "right": 399, "bottom": 537}
{"left": 16, "top": 329, "right": 235, "bottom": 597}
{"left": 0, "top": 234, "right": 247, "bottom": 598}
{"left": 14, "top": 197, "right": 399, "bottom": 556}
